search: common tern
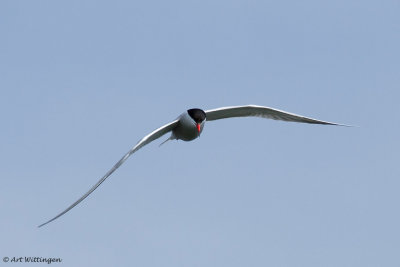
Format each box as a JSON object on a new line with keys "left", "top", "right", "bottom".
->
{"left": 39, "top": 104, "right": 347, "bottom": 227}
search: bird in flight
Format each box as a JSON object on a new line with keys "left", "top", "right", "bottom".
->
{"left": 38, "top": 104, "right": 347, "bottom": 227}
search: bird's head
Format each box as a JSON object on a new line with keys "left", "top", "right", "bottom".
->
{"left": 187, "top": 108, "right": 206, "bottom": 134}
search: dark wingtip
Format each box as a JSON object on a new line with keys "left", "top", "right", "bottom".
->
{"left": 334, "top": 123, "right": 354, "bottom": 127}
{"left": 38, "top": 219, "right": 51, "bottom": 228}
{"left": 38, "top": 213, "right": 62, "bottom": 228}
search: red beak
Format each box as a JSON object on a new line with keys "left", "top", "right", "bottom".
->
{"left": 196, "top": 123, "right": 201, "bottom": 133}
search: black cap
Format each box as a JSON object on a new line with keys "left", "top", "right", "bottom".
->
{"left": 187, "top": 108, "right": 206, "bottom": 123}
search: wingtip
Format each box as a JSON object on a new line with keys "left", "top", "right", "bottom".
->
{"left": 37, "top": 220, "right": 51, "bottom": 228}
{"left": 335, "top": 123, "right": 355, "bottom": 127}
{"left": 38, "top": 215, "right": 61, "bottom": 228}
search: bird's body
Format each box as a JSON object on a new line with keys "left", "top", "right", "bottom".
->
{"left": 39, "top": 104, "right": 348, "bottom": 227}
{"left": 171, "top": 109, "right": 206, "bottom": 141}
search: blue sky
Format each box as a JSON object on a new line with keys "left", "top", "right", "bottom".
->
{"left": 1, "top": 0, "right": 399, "bottom": 266}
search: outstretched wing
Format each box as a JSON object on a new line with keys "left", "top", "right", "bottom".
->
{"left": 38, "top": 119, "right": 179, "bottom": 228}
{"left": 205, "top": 105, "right": 347, "bottom": 126}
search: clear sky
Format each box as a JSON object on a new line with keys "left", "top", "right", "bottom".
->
{"left": 1, "top": 0, "right": 399, "bottom": 266}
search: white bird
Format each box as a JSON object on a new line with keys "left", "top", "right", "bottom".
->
{"left": 38, "top": 105, "right": 347, "bottom": 227}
